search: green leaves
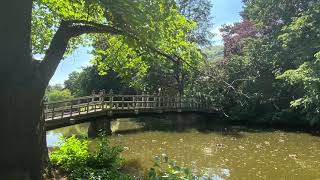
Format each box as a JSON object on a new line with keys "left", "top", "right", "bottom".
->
{"left": 148, "top": 154, "right": 200, "bottom": 180}
{"left": 64, "top": 66, "right": 132, "bottom": 97}
{"left": 88, "top": 0, "right": 202, "bottom": 90}
{"left": 46, "top": 88, "right": 73, "bottom": 102}
{"left": 91, "top": 35, "right": 148, "bottom": 89}
{"left": 275, "top": 2, "right": 320, "bottom": 123}
{"left": 49, "top": 135, "right": 129, "bottom": 179}
{"left": 38, "top": 0, "right": 104, "bottom": 21}
{"left": 50, "top": 135, "right": 89, "bottom": 171}
{"left": 32, "top": 0, "right": 100, "bottom": 55}
{"left": 277, "top": 60, "right": 320, "bottom": 123}
{"left": 32, "top": 0, "right": 202, "bottom": 91}
{"left": 32, "top": 3, "right": 59, "bottom": 54}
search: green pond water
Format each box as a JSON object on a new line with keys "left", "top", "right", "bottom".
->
{"left": 47, "top": 114, "right": 320, "bottom": 179}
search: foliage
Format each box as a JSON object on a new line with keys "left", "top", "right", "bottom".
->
{"left": 189, "top": 0, "right": 320, "bottom": 126}
{"left": 64, "top": 66, "right": 135, "bottom": 97}
{"left": 50, "top": 136, "right": 89, "bottom": 171}
{"left": 176, "top": 0, "right": 214, "bottom": 46}
{"left": 46, "top": 88, "right": 73, "bottom": 102}
{"left": 86, "top": 0, "right": 204, "bottom": 93}
{"left": 201, "top": 45, "right": 224, "bottom": 62}
{"left": 31, "top": 0, "right": 205, "bottom": 91}
{"left": 231, "top": 0, "right": 320, "bottom": 125}
{"left": 148, "top": 154, "right": 200, "bottom": 180}
{"left": 91, "top": 35, "right": 149, "bottom": 89}
{"left": 220, "top": 21, "right": 257, "bottom": 59}
{"left": 142, "top": 60, "right": 179, "bottom": 95}
{"left": 276, "top": 2, "right": 320, "bottom": 124}
{"left": 32, "top": 0, "right": 212, "bottom": 96}
{"left": 32, "top": 0, "right": 93, "bottom": 55}
{"left": 50, "top": 135, "right": 129, "bottom": 179}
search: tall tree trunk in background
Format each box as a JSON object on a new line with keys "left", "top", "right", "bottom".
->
{"left": 175, "top": 59, "right": 185, "bottom": 96}
{"left": 0, "top": 0, "right": 46, "bottom": 179}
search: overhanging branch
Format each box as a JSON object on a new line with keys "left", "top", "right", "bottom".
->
{"left": 38, "top": 19, "right": 192, "bottom": 86}
{"left": 39, "top": 20, "right": 122, "bottom": 85}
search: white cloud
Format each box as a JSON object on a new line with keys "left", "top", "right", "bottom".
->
{"left": 211, "top": 22, "right": 235, "bottom": 45}
{"left": 211, "top": 26, "right": 223, "bottom": 45}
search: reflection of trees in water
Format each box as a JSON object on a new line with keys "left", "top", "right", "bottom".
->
{"left": 49, "top": 112, "right": 233, "bottom": 138}
{"left": 50, "top": 115, "right": 319, "bottom": 140}
{"left": 50, "top": 123, "right": 90, "bottom": 137}
{"left": 112, "top": 113, "right": 253, "bottom": 138}
{"left": 133, "top": 113, "right": 210, "bottom": 132}
{"left": 50, "top": 113, "right": 281, "bottom": 138}
{"left": 111, "top": 118, "right": 144, "bottom": 132}
{"left": 51, "top": 114, "right": 207, "bottom": 138}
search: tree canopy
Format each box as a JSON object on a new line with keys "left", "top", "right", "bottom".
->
{"left": 191, "top": 0, "right": 320, "bottom": 126}
{"left": 32, "top": 0, "right": 205, "bottom": 93}
{"left": 46, "top": 86, "right": 73, "bottom": 102}
{"left": 64, "top": 66, "right": 135, "bottom": 97}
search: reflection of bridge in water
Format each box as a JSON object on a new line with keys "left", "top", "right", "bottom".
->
{"left": 44, "top": 91, "right": 218, "bottom": 131}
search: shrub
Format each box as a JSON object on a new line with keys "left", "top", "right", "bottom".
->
{"left": 148, "top": 154, "right": 200, "bottom": 180}
{"left": 49, "top": 135, "right": 130, "bottom": 180}
{"left": 47, "top": 89, "right": 73, "bottom": 102}
{"left": 50, "top": 135, "right": 89, "bottom": 171}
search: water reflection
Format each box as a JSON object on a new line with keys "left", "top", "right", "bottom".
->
{"left": 47, "top": 122, "right": 89, "bottom": 146}
{"left": 47, "top": 114, "right": 320, "bottom": 179}
{"left": 46, "top": 131, "right": 62, "bottom": 147}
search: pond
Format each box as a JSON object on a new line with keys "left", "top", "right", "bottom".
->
{"left": 47, "top": 114, "right": 320, "bottom": 179}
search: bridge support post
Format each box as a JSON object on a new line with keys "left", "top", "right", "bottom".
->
{"left": 88, "top": 118, "right": 112, "bottom": 138}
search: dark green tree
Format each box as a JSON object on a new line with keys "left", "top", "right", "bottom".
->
{"left": 195, "top": 0, "right": 320, "bottom": 125}
{"left": 64, "top": 66, "right": 135, "bottom": 97}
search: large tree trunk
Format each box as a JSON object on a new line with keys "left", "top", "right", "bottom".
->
{"left": 0, "top": 86, "right": 46, "bottom": 180}
{"left": 0, "top": 0, "right": 47, "bottom": 179}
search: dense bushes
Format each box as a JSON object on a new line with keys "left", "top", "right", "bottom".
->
{"left": 50, "top": 135, "right": 129, "bottom": 179}
{"left": 46, "top": 89, "right": 73, "bottom": 102}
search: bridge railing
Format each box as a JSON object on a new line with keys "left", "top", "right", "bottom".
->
{"left": 44, "top": 93, "right": 215, "bottom": 120}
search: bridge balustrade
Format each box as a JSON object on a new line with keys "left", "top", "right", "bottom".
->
{"left": 44, "top": 93, "right": 215, "bottom": 121}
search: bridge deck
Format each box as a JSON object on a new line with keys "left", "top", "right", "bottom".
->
{"left": 44, "top": 93, "right": 216, "bottom": 130}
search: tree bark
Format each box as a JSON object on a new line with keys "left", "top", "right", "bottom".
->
{"left": 0, "top": 0, "right": 47, "bottom": 179}
{"left": 0, "top": 85, "right": 46, "bottom": 180}
{"left": 174, "top": 59, "right": 185, "bottom": 96}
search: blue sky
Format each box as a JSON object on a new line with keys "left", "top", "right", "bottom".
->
{"left": 211, "top": 0, "right": 243, "bottom": 44}
{"left": 49, "top": 47, "right": 92, "bottom": 85}
{"left": 49, "top": 0, "right": 243, "bottom": 85}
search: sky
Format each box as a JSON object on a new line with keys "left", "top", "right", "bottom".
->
{"left": 211, "top": 0, "right": 243, "bottom": 44}
{"left": 49, "top": 0, "right": 243, "bottom": 85}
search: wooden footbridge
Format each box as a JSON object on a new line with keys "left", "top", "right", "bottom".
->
{"left": 44, "top": 91, "right": 217, "bottom": 130}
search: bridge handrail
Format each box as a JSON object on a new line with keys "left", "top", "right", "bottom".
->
{"left": 44, "top": 95, "right": 101, "bottom": 105}
{"left": 44, "top": 92, "right": 216, "bottom": 121}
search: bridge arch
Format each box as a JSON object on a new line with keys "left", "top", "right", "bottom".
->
{"left": 44, "top": 91, "right": 217, "bottom": 130}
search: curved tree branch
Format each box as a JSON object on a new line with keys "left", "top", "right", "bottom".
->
{"left": 39, "top": 19, "right": 187, "bottom": 86}
{"left": 39, "top": 20, "right": 122, "bottom": 85}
